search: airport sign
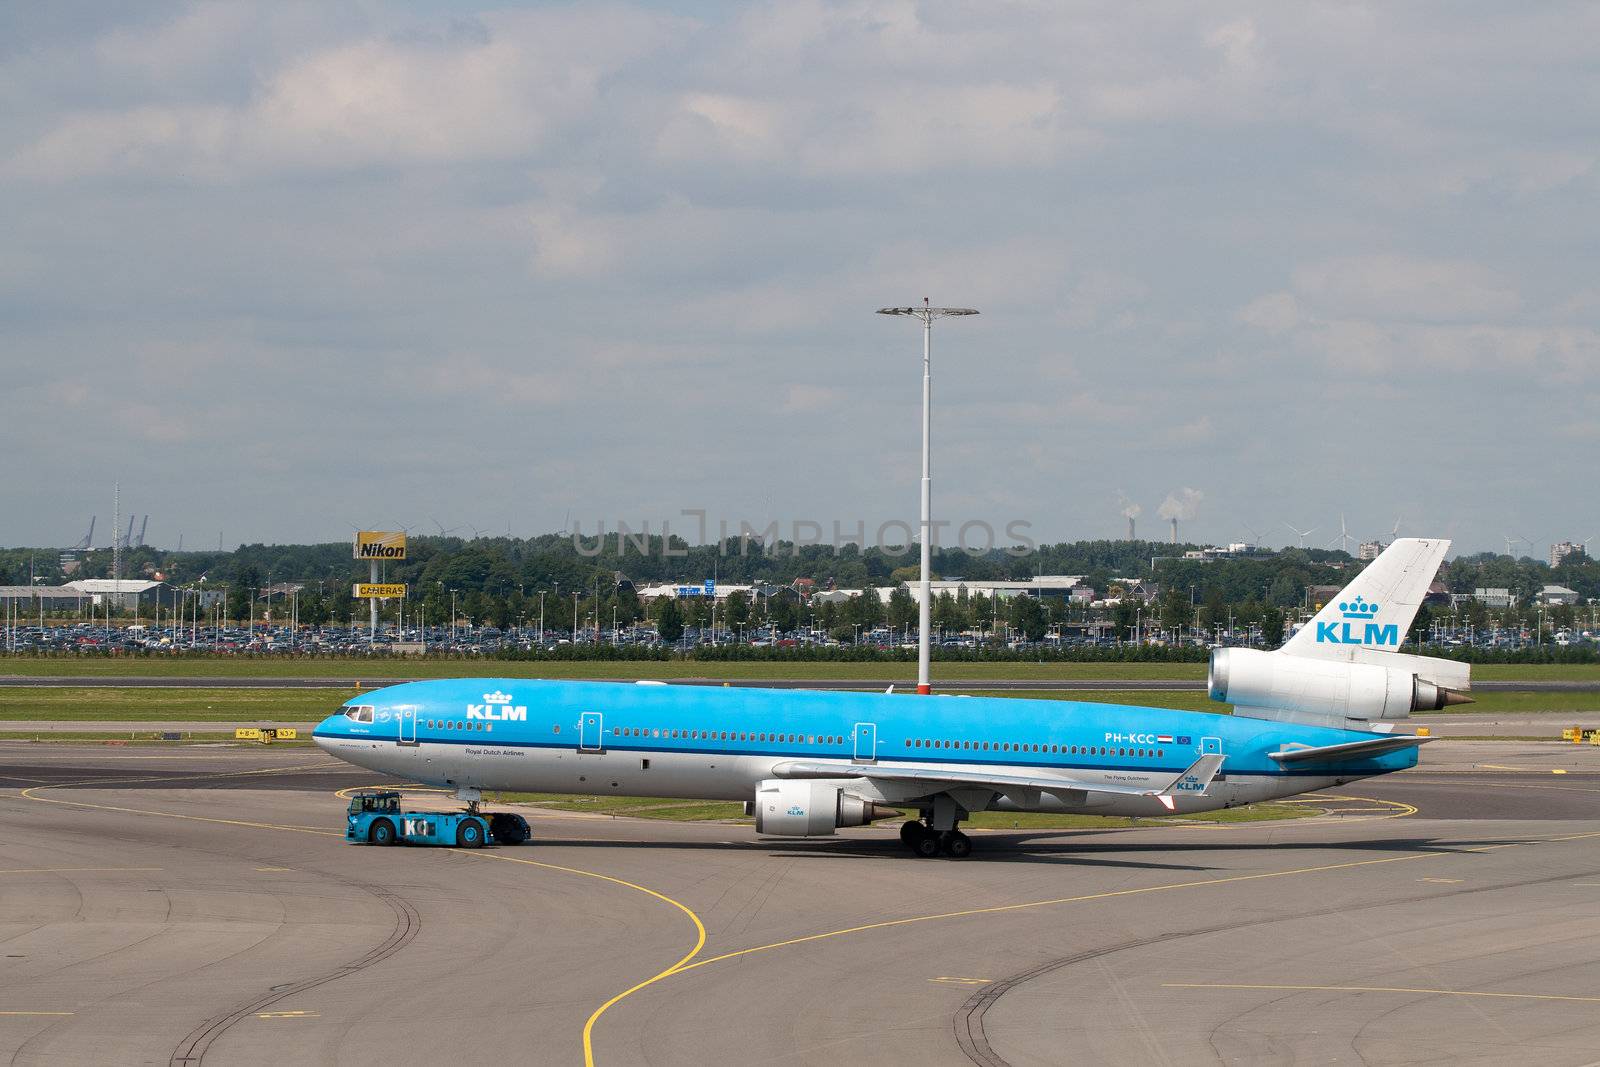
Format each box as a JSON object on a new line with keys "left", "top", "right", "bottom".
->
{"left": 353, "top": 531, "right": 407, "bottom": 560}
{"left": 353, "top": 583, "right": 407, "bottom": 599}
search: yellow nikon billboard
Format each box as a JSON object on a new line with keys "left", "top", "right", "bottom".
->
{"left": 353, "top": 583, "right": 407, "bottom": 599}
{"left": 353, "top": 531, "right": 407, "bottom": 560}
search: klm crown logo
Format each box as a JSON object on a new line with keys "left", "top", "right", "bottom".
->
{"left": 1339, "top": 597, "right": 1379, "bottom": 620}
{"left": 1316, "top": 595, "right": 1398, "bottom": 646}
{"left": 483, "top": 691, "right": 513, "bottom": 704}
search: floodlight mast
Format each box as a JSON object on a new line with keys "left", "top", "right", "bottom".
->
{"left": 876, "top": 299, "right": 979, "bottom": 694}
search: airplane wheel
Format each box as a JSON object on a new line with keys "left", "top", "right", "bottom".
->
{"left": 899, "top": 820, "right": 925, "bottom": 847}
{"left": 912, "top": 833, "right": 942, "bottom": 858}
{"left": 941, "top": 831, "right": 972, "bottom": 859}
{"left": 369, "top": 819, "right": 396, "bottom": 846}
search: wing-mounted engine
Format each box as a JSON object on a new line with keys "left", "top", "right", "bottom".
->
{"left": 753, "top": 779, "right": 900, "bottom": 837}
{"left": 1210, "top": 646, "right": 1471, "bottom": 728}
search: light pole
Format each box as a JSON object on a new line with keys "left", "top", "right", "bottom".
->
{"left": 878, "top": 299, "right": 977, "bottom": 695}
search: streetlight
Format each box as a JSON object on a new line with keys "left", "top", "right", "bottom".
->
{"left": 877, "top": 299, "right": 978, "bottom": 695}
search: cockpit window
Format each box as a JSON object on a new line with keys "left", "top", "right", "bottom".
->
{"left": 344, "top": 705, "right": 375, "bottom": 723}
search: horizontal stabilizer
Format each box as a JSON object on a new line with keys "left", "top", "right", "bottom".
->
{"left": 1151, "top": 754, "right": 1226, "bottom": 811}
{"left": 1269, "top": 734, "right": 1431, "bottom": 764}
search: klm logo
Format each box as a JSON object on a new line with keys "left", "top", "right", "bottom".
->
{"left": 1314, "top": 596, "right": 1398, "bottom": 646}
{"left": 466, "top": 691, "right": 528, "bottom": 721}
{"left": 1175, "top": 776, "right": 1206, "bottom": 793}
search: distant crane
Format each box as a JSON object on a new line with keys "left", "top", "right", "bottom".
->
{"left": 135, "top": 516, "right": 148, "bottom": 549}
{"left": 69, "top": 517, "right": 95, "bottom": 552}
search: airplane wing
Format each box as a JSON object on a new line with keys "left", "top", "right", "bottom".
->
{"left": 1269, "top": 734, "right": 1431, "bottom": 764}
{"left": 770, "top": 754, "right": 1226, "bottom": 810}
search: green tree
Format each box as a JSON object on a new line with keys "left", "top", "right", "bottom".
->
{"left": 1012, "top": 595, "right": 1048, "bottom": 641}
{"left": 227, "top": 566, "right": 260, "bottom": 623}
{"left": 887, "top": 585, "right": 917, "bottom": 632}
{"left": 653, "top": 596, "right": 684, "bottom": 643}
{"left": 1260, "top": 605, "right": 1285, "bottom": 646}
{"left": 768, "top": 592, "right": 798, "bottom": 633}
{"left": 300, "top": 588, "right": 329, "bottom": 626}
{"left": 723, "top": 590, "right": 750, "bottom": 630}
{"left": 932, "top": 591, "right": 964, "bottom": 634}
{"left": 850, "top": 589, "right": 885, "bottom": 629}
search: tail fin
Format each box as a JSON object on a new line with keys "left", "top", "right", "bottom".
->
{"left": 1282, "top": 538, "right": 1449, "bottom": 659}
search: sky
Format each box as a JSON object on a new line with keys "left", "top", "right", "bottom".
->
{"left": 3, "top": 2, "right": 1597, "bottom": 557}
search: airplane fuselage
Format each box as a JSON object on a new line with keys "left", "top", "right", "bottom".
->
{"left": 313, "top": 679, "right": 1419, "bottom": 820}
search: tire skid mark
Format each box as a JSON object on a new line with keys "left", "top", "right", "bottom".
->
{"left": 168, "top": 880, "right": 420, "bottom": 1066}
{"left": 954, "top": 860, "right": 1600, "bottom": 1065}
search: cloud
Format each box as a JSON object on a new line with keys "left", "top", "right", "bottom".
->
{"left": 1292, "top": 254, "right": 1522, "bottom": 322}
{"left": 1, "top": 3, "right": 1597, "bottom": 551}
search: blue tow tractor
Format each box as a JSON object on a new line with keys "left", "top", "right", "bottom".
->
{"left": 345, "top": 790, "right": 530, "bottom": 848}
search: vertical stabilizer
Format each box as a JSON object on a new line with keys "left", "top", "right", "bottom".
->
{"left": 1282, "top": 538, "right": 1448, "bottom": 660}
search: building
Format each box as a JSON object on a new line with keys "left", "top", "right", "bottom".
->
{"left": 1551, "top": 541, "right": 1586, "bottom": 568}
{"left": 1358, "top": 540, "right": 1386, "bottom": 561}
{"left": 0, "top": 585, "right": 91, "bottom": 610}
{"left": 1470, "top": 587, "right": 1515, "bottom": 609}
{"left": 1540, "top": 584, "right": 1581, "bottom": 606}
{"left": 62, "top": 579, "right": 172, "bottom": 612}
{"left": 634, "top": 581, "right": 762, "bottom": 603}
{"left": 870, "top": 576, "right": 1089, "bottom": 607}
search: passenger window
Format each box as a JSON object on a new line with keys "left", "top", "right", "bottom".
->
{"left": 613, "top": 727, "right": 620, "bottom": 736}
{"left": 553, "top": 724, "right": 560, "bottom": 734}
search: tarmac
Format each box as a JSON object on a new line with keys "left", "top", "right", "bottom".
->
{"left": 4, "top": 741, "right": 1600, "bottom": 1065}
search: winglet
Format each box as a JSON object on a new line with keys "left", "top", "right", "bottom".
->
{"left": 1148, "top": 754, "right": 1225, "bottom": 810}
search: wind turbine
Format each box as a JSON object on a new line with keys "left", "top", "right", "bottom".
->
{"left": 1240, "top": 522, "right": 1264, "bottom": 547}
{"left": 1283, "top": 521, "right": 1318, "bottom": 548}
{"left": 1502, "top": 534, "right": 1524, "bottom": 559}
{"left": 1327, "top": 514, "right": 1354, "bottom": 554}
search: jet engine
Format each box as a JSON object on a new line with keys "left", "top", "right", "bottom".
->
{"left": 753, "top": 779, "right": 900, "bottom": 837}
{"left": 1209, "top": 646, "right": 1470, "bottom": 727}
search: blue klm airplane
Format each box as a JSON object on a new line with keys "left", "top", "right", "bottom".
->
{"left": 314, "top": 539, "right": 1467, "bottom": 857}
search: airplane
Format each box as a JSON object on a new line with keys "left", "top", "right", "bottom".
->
{"left": 313, "top": 539, "right": 1467, "bottom": 858}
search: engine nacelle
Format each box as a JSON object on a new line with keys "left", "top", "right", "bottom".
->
{"left": 753, "top": 779, "right": 897, "bottom": 837}
{"left": 1209, "top": 647, "right": 1466, "bottom": 727}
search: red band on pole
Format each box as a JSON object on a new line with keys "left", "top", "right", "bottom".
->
{"left": 916, "top": 683, "right": 931, "bottom": 695}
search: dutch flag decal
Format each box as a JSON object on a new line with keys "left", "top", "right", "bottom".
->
{"left": 1157, "top": 734, "right": 1173, "bottom": 743}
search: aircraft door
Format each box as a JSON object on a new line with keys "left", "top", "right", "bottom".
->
{"left": 397, "top": 706, "right": 417, "bottom": 746}
{"left": 852, "top": 722, "right": 877, "bottom": 763}
{"left": 1202, "top": 736, "right": 1222, "bottom": 755}
{"left": 579, "top": 711, "right": 605, "bottom": 753}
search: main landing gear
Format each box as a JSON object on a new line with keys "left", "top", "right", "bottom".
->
{"left": 899, "top": 819, "right": 972, "bottom": 859}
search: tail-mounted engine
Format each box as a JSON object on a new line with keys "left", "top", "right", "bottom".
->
{"left": 1209, "top": 646, "right": 1471, "bottom": 728}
